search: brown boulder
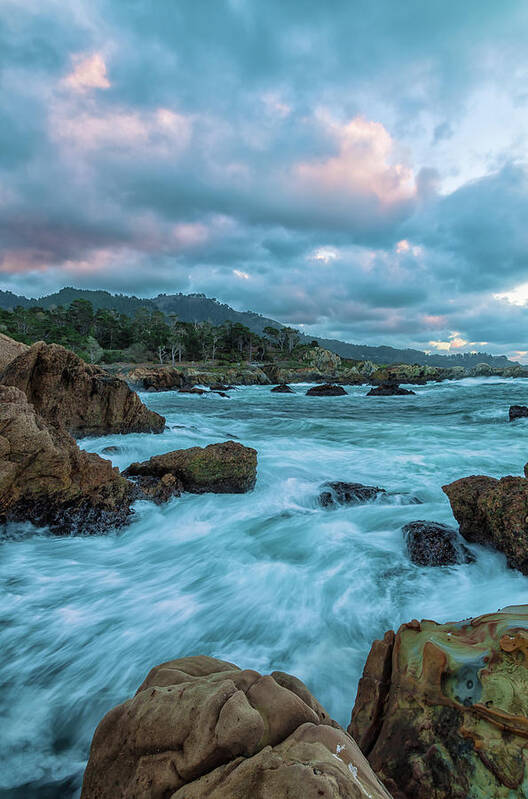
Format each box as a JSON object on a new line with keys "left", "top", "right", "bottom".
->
{"left": 442, "top": 473, "right": 528, "bottom": 573}
{"left": 0, "top": 385, "right": 133, "bottom": 533}
{"left": 124, "top": 440, "right": 257, "bottom": 494}
{"left": 0, "top": 342, "right": 165, "bottom": 437}
{"left": 125, "top": 366, "right": 185, "bottom": 391}
{"left": 81, "top": 655, "right": 392, "bottom": 799}
{"left": 350, "top": 605, "right": 528, "bottom": 799}
{"left": 0, "top": 333, "right": 29, "bottom": 370}
{"left": 306, "top": 383, "right": 347, "bottom": 396}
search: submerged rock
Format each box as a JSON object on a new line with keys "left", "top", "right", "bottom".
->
{"left": 124, "top": 441, "right": 257, "bottom": 494}
{"left": 0, "top": 342, "right": 165, "bottom": 437}
{"left": 367, "top": 383, "right": 416, "bottom": 396}
{"left": 443, "top": 473, "right": 528, "bottom": 573}
{"left": 509, "top": 404, "right": 528, "bottom": 421}
{"left": 271, "top": 383, "right": 294, "bottom": 393}
{"left": 319, "top": 481, "right": 386, "bottom": 507}
{"left": 0, "top": 386, "right": 133, "bottom": 534}
{"left": 81, "top": 655, "right": 392, "bottom": 799}
{"left": 402, "top": 520, "right": 475, "bottom": 566}
{"left": 178, "top": 386, "right": 208, "bottom": 395}
{"left": 306, "top": 383, "right": 347, "bottom": 396}
{"left": 350, "top": 605, "right": 528, "bottom": 799}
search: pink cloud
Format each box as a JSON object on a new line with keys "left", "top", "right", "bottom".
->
{"left": 293, "top": 113, "right": 416, "bottom": 206}
{"left": 62, "top": 53, "right": 110, "bottom": 93}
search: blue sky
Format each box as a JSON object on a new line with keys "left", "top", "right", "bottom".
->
{"left": 1, "top": 0, "right": 528, "bottom": 358}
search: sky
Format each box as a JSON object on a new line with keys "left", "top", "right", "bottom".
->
{"left": 1, "top": 1, "right": 528, "bottom": 359}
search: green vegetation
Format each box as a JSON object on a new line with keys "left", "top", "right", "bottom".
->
{"left": 0, "top": 299, "right": 306, "bottom": 365}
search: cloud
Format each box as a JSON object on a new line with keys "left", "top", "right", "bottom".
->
{"left": 62, "top": 52, "right": 110, "bottom": 92}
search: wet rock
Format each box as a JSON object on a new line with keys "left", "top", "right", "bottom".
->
{"left": 132, "top": 473, "right": 183, "bottom": 504}
{"left": 271, "top": 383, "right": 294, "bottom": 393}
{"left": 210, "top": 383, "right": 235, "bottom": 391}
{"left": 0, "top": 333, "right": 29, "bottom": 371}
{"left": 306, "top": 383, "right": 347, "bottom": 396}
{"left": 319, "top": 482, "right": 386, "bottom": 507}
{"left": 349, "top": 605, "right": 528, "bottom": 799}
{"left": 124, "top": 441, "right": 257, "bottom": 494}
{"left": 81, "top": 655, "right": 392, "bottom": 799}
{"left": 443, "top": 473, "right": 528, "bottom": 573}
{"left": 509, "top": 405, "right": 528, "bottom": 421}
{"left": 101, "top": 445, "right": 121, "bottom": 455}
{"left": 402, "top": 520, "right": 475, "bottom": 566}
{"left": 0, "top": 385, "right": 133, "bottom": 534}
{"left": 367, "top": 383, "right": 416, "bottom": 396}
{"left": 178, "top": 386, "right": 208, "bottom": 395}
{"left": 209, "top": 390, "right": 230, "bottom": 397}
{"left": 125, "top": 366, "right": 185, "bottom": 391}
{"left": 0, "top": 342, "right": 165, "bottom": 437}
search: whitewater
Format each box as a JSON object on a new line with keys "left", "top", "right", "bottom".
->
{"left": 2, "top": 378, "right": 528, "bottom": 797}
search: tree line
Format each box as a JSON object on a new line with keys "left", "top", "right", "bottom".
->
{"left": 0, "top": 299, "right": 309, "bottom": 364}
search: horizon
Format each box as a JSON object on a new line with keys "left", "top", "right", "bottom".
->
{"left": 2, "top": 2, "right": 528, "bottom": 361}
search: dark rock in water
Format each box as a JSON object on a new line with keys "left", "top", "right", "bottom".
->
{"left": 81, "top": 655, "right": 391, "bottom": 799}
{"left": 210, "top": 383, "right": 235, "bottom": 391}
{"left": 402, "top": 520, "right": 475, "bottom": 566}
{"left": 210, "top": 390, "right": 230, "bottom": 397}
{"left": 124, "top": 440, "right": 257, "bottom": 494}
{"left": 130, "top": 473, "right": 183, "bottom": 504}
{"left": 367, "top": 382, "right": 416, "bottom": 396}
{"left": 0, "top": 385, "right": 133, "bottom": 535}
{"left": 0, "top": 341, "right": 165, "bottom": 437}
{"left": 509, "top": 404, "right": 528, "bottom": 421}
{"left": 178, "top": 386, "right": 207, "bottom": 395}
{"left": 319, "top": 481, "right": 386, "bottom": 507}
{"left": 101, "top": 446, "right": 121, "bottom": 455}
{"left": 443, "top": 472, "right": 528, "bottom": 574}
{"left": 306, "top": 383, "right": 347, "bottom": 396}
{"left": 271, "top": 383, "right": 294, "bottom": 393}
{"left": 349, "top": 606, "right": 528, "bottom": 799}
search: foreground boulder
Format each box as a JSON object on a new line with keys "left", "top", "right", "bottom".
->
{"left": 0, "top": 333, "right": 29, "bottom": 370}
{"left": 124, "top": 441, "right": 257, "bottom": 494}
{"left": 350, "top": 605, "right": 528, "bottom": 799}
{"left": 443, "top": 473, "right": 528, "bottom": 573}
{"left": 509, "top": 405, "right": 528, "bottom": 421}
{"left": 0, "top": 386, "right": 132, "bottom": 533}
{"left": 81, "top": 655, "right": 392, "bottom": 799}
{"left": 271, "top": 383, "right": 295, "bottom": 393}
{"left": 319, "top": 482, "right": 386, "bottom": 507}
{"left": 402, "top": 520, "right": 474, "bottom": 566}
{"left": 306, "top": 383, "right": 347, "bottom": 396}
{"left": 367, "top": 383, "right": 416, "bottom": 396}
{"left": 0, "top": 342, "right": 165, "bottom": 437}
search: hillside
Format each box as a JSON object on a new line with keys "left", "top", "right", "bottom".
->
{"left": 0, "top": 286, "right": 516, "bottom": 367}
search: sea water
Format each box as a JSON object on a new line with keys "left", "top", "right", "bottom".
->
{"left": 2, "top": 378, "right": 528, "bottom": 796}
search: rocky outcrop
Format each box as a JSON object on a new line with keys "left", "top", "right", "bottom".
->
{"left": 350, "top": 605, "right": 528, "bottom": 799}
{"left": 319, "top": 482, "right": 387, "bottom": 507}
{"left": 125, "top": 366, "right": 185, "bottom": 391}
{"left": 306, "top": 383, "right": 348, "bottom": 396}
{"left": 402, "top": 520, "right": 474, "bottom": 566}
{"left": 367, "top": 383, "right": 416, "bottom": 396}
{"left": 443, "top": 473, "right": 528, "bottom": 574}
{"left": 0, "top": 385, "right": 132, "bottom": 533}
{"left": 271, "top": 383, "right": 294, "bottom": 393}
{"left": 509, "top": 405, "right": 528, "bottom": 421}
{"left": 301, "top": 346, "right": 342, "bottom": 371}
{"left": 0, "top": 333, "right": 29, "bottom": 370}
{"left": 0, "top": 342, "right": 165, "bottom": 437}
{"left": 124, "top": 441, "right": 257, "bottom": 495}
{"left": 81, "top": 654, "right": 392, "bottom": 799}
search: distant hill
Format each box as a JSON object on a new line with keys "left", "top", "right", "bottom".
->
{"left": 0, "top": 286, "right": 516, "bottom": 367}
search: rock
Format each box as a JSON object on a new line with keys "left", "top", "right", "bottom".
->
{"left": 81, "top": 655, "right": 392, "bottom": 799}
{"left": 271, "top": 383, "right": 294, "bottom": 393}
{"left": 124, "top": 441, "right": 257, "bottom": 494}
{"left": 349, "top": 605, "right": 528, "bottom": 799}
{"left": 210, "top": 383, "right": 234, "bottom": 391}
{"left": 210, "top": 390, "right": 230, "bottom": 397}
{"left": 0, "top": 333, "right": 29, "bottom": 371}
{"left": 0, "top": 342, "right": 165, "bottom": 438}
{"left": 133, "top": 473, "right": 183, "bottom": 504}
{"left": 306, "top": 383, "right": 347, "bottom": 396}
{"left": 443, "top": 473, "right": 528, "bottom": 573}
{"left": 0, "top": 385, "right": 133, "bottom": 534}
{"left": 125, "top": 366, "right": 185, "bottom": 391}
{"left": 402, "top": 520, "right": 475, "bottom": 566}
{"left": 101, "top": 445, "right": 121, "bottom": 455}
{"left": 509, "top": 405, "right": 528, "bottom": 421}
{"left": 319, "top": 482, "right": 386, "bottom": 507}
{"left": 301, "top": 347, "right": 342, "bottom": 372}
{"left": 367, "top": 383, "right": 416, "bottom": 396}
{"left": 469, "top": 361, "right": 494, "bottom": 376}
{"left": 178, "top": 386, "right": 208, "bottom": 395}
